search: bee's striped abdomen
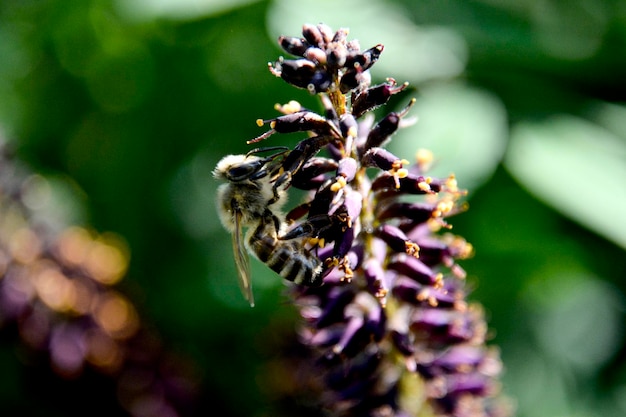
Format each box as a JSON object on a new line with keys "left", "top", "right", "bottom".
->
{"left": 249, "top": 222, "right": 323, "bottom": 287}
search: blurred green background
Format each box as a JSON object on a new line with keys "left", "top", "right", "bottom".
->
{"left": 1, "top": 0, "right": 626, "bottom": 416}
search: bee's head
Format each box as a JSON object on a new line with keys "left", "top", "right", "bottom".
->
{"left": 213, "top": 154, "right": 268, "bottom": 183}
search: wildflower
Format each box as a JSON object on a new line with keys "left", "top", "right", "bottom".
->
{"left": 252, "top": 24, "right": 512, "bottom": 417}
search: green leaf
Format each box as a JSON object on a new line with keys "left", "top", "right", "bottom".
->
{"left": 506, "top": 113, "right": 626, "bottom": 249}
{"left": 114, "top": 0, "right": 262, "bottom": 20}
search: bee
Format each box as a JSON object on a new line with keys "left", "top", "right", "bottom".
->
{"left": 213, "top": 148, "right": 324, "bottom": 306}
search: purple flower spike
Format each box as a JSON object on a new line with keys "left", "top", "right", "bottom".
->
{"left": 351, "top": 79, "right": 409, "bottom": 118}
{"left": 337, "top": 157, "right": 358, "bottom": 183}
{"left": 269, "top": 24, "right": 385, "bottom": 94}
{"left": 388, "top": 254, "right": 442, "bottom": 287}
{"left": 363, "top": 257, "right": 388, "bottom": 300}
{"left": 372, "top": 172, "right": 443, "bottom": 196}
{"left": 374, "top": 224, "right": 420, "bottom": 256}
{"left": 377, "top": 201, "right": 436, "bottom": 225}
{"left": 362, "top": 98, "right": 415, "bottom": 151}
{"left": 278, "top": 35, "right": 310, "bottom": 56}
{"left": 392, "top": 276, "right": 456, "bottom": 308}
{"left": 228, "top": 23, "right": 512, "bottom": 417}
{"left": 302, "top": 23, "right": 329, "bottom": 47}
{"left": 269, "top": 58, "right": 331, "bottom": 93}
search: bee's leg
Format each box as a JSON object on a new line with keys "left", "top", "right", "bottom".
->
{"left": 269, "top": 171, "right": 292, "bottom": 205}
{"left": 280, "top": 214, "right": 333, "bottom": 241}
{"left": 269, "top": 135, "right": 335, "bottom": 205}
{"left": 260, "top": 209, "right": 282, "bottom": 235}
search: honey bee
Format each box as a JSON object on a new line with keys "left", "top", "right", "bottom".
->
{"left": 213, "top": 148, "right": 323, "bottom": 306}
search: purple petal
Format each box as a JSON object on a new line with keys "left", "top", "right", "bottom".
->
{"left": 387, "top": 254, "right": 441, "bottom": 286}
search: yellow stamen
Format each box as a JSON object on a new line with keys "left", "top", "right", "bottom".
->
{"left": 325, "top": 257, "right": 340, "bottom": 268}
{"left": 435, "top": 200, "right": 454, "bottom": 217}
{"left": 445, "top": 174, "right": 458, "bottom": 193}
{"left": 376, "top": 288, "right": 388, "bottom": 300}
{"left": 418, "top": 181, "right": 431, "bottom": 192}
{"left": 433, "top": 273, "right": 444, "bottom": 289}
{"left": 415, "top": 148, "right": 434, "bottom": 169}
{"left": 274, "top": 100, "right": 302, "bottom": 114}
{"left": 405, "top": 241, "right": 420, "bottom": 257}
{"left": 330, "top": 176, "right": 347, "bottom": 192}
{"left": 339, "top": 256, "right": 354, "bottom": 281}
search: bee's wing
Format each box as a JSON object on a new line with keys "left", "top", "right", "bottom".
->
{"left": 232, "top": 210, "right": 254, "bottom": 307}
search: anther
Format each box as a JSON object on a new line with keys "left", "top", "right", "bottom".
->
{"left": 274, "top": 100, "right": 303, "bottom": 114}
{"left": 405, "top": 241, "right": 420, "bottom": 257}
{"left": 415, "top": 148, "right": 434, "bottom": 172}
{"left": 330, "top": 176, "right": 347, "bottom": 192}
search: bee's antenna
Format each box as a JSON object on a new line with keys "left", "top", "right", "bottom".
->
{"left": 245, "top": 146, "right": 290, "bottom": 157}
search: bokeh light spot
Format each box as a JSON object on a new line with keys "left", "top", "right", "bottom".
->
{"left": 56, "top": 227, "right": 94, "bottom": 267}
{"left": 85, "top": 328, "right": 123, "bottom": 372}
{"left": 9, "top": 227, "right": 41, "bottom": 264}
{"left": 94, "top": 291, "right": 139, "bottom": 339}
{"left": 84, "top": 239, "right": 128, "bottom": 285}
{"left": 34, "top": 263, "right": 76, "bottom": 313}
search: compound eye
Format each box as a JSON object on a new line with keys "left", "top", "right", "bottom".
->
{"left": 227, "top": 161, "right": 262, "bottom": 181}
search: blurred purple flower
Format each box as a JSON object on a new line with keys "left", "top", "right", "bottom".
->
{"left": 0, "top": 144, "right": 199, "bottom": 416}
